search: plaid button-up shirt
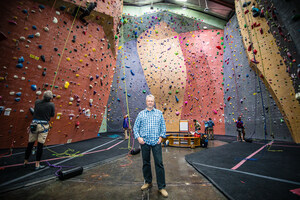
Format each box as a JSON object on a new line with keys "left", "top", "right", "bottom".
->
{"left": 133, "top": 108, "right": 166, "bottom": 146}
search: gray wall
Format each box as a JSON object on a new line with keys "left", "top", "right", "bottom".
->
{"left": 223, "top": 15, "right": 292, "bottom": 141}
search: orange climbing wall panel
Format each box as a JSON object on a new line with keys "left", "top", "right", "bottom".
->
{"left": 0, "top": 0, "right": 115, "bottom": 148}
{"left": 137, "top": 22, "right": 187, "bottom": 132}
{"left": 179, "top": 30, "right": 225, "bottom": 134}
{"left": 235, "top": 0, "right": 300, "bottom": 143}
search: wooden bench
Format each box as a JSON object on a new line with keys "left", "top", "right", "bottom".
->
{"left": 162, "top": 133, "right": 201, "bottom": 148}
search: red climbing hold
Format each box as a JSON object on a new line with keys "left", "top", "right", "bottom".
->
{"left": 216, "top": 46, "right": 221, "bottom": 50}
{"left": 260, "top": 28, "right": 263, "bottom": 34}
{"left": 248, "top": 43, "right": 252, "bottom": 51}
{"left": 227, "top": 96, "right": 231, "bottom": 101}
{"left": 251, "top": 58, "right": 259, "bottom": 64}
{"left": 253, "top": 49, "right": 257, "bottom": 55}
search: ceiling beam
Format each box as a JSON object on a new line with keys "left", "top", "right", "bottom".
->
{"left": 209, "top": 0, "right": 235, "bottom": 9}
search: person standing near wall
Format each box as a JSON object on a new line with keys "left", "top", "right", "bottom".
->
{"left": 236, "top": 116, "right": 245, "bottom": 142}
{"left": 207, "top": 118, "right": 215, "bottom": 140}
{"left": 133, "top": 94, "right": 168, "bottom": 198}
{"left": 123, "top": 114, "right": 129, "bottom": 140}
{"left": 24, "top": 90, "right": 55, "bottom": 170}
{"left": 193, "top": 119, "right": 201, "bottom": 133}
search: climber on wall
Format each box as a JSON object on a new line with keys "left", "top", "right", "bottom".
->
{"left": 24, "top": 90, "right": 55, "bottom": 170}
{"left": 72, "top": 1, "right": 97, "bottom": 26}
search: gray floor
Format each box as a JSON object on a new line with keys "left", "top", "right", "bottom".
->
{"left": 1, "top": 140, "right": 228, "bottom": 200}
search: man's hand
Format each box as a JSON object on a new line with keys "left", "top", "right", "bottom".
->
{"left": 158, "top": 137, "right": 162, "bottom": 144}
{"left": 138, "top": 137, "right": 145, "bottom": 145}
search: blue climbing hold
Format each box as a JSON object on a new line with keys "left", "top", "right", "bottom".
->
{"left": 246, "top": 74, "right": 249, "bottom": 77}
{"left": 31, "top": 85, "right": 37, "bottom": 91}
{"left": 127, "top": 94, "right": 131, "bottom": 97}
{"left": 18, "top": 56, "right": 24, "bottom": 63}
{"left": 38, "top": 45, "right": 42, "bottom": 49}
{"left": 175, "top": 95, "right": 179, "bottom": 103}
{"left": 121, "top": 76, "right": 126, "bottom": 80}
{"left": 39, "top": 5, "right": 45, "bottom": 9}
{"left": 32, "top": 25, "right": 37, "bottom": 30}
{"left": 22, "top": 9, "right": 28, "bottom": 14}
{"left": 130, "top": 70, "right": 135, "bottom": 76}
{"left": 16, "top": 63, "right": 23, "bottom": 68}
{"left": 125, "top": 66, "right": 130, "bottom": 68}
{"left": 117, "top": 98, "right": 120, "bottom": 101}
{"left": 15, "top": 98, "right": 21, "bottom": 102}
{"left": 28, "top": 34, "right": 34, "bottom": 39}
{"left": 59, "top": 6, "right": 66, "bottom": 11}
{"left": 96, "top": 74, "right": 99, "bottom": 79}
{"left": 16, "top": 92, "right": 22, "bottom": 96}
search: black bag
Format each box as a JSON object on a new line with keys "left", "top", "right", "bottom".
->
{"left": 30, "top": 122, "right": 38, "bottom": 133}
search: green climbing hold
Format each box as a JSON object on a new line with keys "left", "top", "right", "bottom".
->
{"left": 221, "top": 42, "right": 224, "bottom": 45}
{"left": 176, "top": 90, "right": 179, "bottom": 94}
{"left": 115, "top": 35, "right": 118, "bottom": 39}
{"left": 217, "top": 32, "right": 220, "bottom": 35}
{"left": 220, "top": 36, "right": 223, "bottom": 40}
{"left": 143, "top": 90, "right": 146, "bottom": 93}
{"left": 168, "top": 91, "right": 172, "bottom": 95}
{"left": 244, "top": 24, "right": 247, "bottom": 28}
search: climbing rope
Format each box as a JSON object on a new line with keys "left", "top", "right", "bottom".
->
{"left": 44, "top": 2, "right": 84, "bottom": 157}
{"left": 120, "top": 13, "right": 133, "bottom": 150}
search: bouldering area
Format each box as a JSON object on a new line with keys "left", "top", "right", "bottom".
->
{"left": 0, "top": 0, "right": 299, "bottom": 199}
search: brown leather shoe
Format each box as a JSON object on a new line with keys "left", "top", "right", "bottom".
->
{"left": 159, "top": 189, "right": 168, "bottom": 198}
{"left": 141, "top": 183, "right": 152, "bottom": 191}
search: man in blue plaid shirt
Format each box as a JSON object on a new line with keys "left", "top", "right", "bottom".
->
{"left": 133, "top": 94, "right": 168, "bottom": 198}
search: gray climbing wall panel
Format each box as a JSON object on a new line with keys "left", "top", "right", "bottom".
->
{"left": 107, "top": 40, "right": 151, "bottom": 132}
{"left": 223, "top": 15, "right": 292, "bottom": 141}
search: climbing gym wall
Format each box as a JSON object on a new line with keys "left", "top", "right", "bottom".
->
{"left": 235, "top": 0, "right": 300, "bottom": 143}
{"left": 107, "top": 11, "right": 225, "bottom": 133}
{"left": 0, "top": 0, "right": 121, "bottom": 148}
{"left": 223, "top": 15, "right": 292, "bottom": 141}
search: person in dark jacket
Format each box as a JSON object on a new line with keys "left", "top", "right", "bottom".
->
{"left": 24, "top": 90, "right": 55, "bottom": 170}
{"left": 72, "top": 1, "right": 97, "bottom": 25}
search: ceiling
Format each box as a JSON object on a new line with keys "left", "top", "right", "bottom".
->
{"left": 123, "top": 0, "right": 235, "bottom": 21}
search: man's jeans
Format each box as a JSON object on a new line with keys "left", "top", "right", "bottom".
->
{"left": 141, "top": 143, "right": 166, "bottom": 189}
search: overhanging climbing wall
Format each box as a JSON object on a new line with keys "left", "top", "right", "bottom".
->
{"left": 235, "top": 0, "right": 300, "bottom": 143}
{"left": 223, "top": 15, "right": 292, "bottom": 141}
{"left": 0, "top": 0, "right": 119, "bottom": 148}
{"left": 107, "top": 11, "right": 225, "bottom": 133}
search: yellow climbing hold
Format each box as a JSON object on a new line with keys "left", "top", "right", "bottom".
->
{"left": 76, "top": 74, "right": 79, "bottom": 77}
{"left": 66, "top": 57, "right": 70, "bottom": 61}
{"left": 118, "top": 46, "right": 122, "bottom": 50}
{"left": 79, "top": 59, "right": 83, "bottom": 62}
{"left": 64, "top": 81, "right": 70, "bottom": 89}
{"left": 92, "top": 48, "right": 96, "bottom": 52}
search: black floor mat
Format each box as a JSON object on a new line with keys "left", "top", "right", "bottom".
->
{"left": 185, "top": 141, "right": 300, "bottom": 200}
{"left": 0, "top": 133, "right": 140, "bottom": 193}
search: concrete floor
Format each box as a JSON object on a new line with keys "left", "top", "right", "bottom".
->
{"left": 1, "top": 140, "right": 228, "bottom": 200}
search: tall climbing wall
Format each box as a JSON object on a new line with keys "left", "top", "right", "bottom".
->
{"left": 107, "top": 10, "right": 225, "bottom": 133}
{"left": 137, "top": 21, "right": 187, "bottom": 132}
{"left": 223, "top": 15, "right": 292, "bottom": 141}
{"left": 235, "top": 0, "right": 300, "bottom": 143}
{"left": 179, "top": 30, "right": 225, "bottom": 134}
{"left": 0, "top": 0, "right": 118, "bottom": 148}
{"left": 106, "top": 39, "right": 151, "bottom": 132}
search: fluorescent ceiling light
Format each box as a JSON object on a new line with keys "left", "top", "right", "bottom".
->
{"left": 176, "top": 0, "right": 187, "bottom": 2}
